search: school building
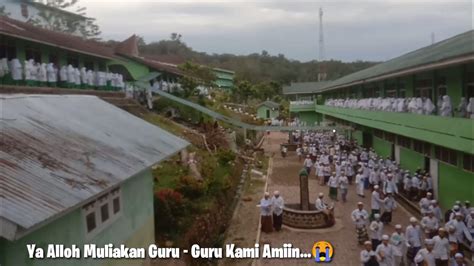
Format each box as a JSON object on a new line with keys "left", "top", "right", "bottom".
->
{"left": 284, "top": 30, "right": 474, "bottom": 210}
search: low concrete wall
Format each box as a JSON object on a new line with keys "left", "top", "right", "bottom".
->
{"left": 282, "top": 204, "right": 335, "bottom": 229}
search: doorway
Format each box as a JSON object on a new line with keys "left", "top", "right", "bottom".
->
{"left": 266, "top": 109, "right": 270, "bottom": 119}
{"left": 362, "top": 132, "right": 373, "bottom": 149}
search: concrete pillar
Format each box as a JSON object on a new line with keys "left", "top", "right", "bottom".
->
{"left": 300, "top": 174, "right": 309, "bottom": 210}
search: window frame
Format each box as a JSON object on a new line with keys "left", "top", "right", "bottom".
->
{"left": 82, "top": 186, "right": 122, "bottom": 239}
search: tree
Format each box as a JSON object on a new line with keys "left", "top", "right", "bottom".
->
{"left": 178, "top": 61, "right": 216, "bottom": 98}
{"left": 0, "top": 5, "right": 11, "bottom": 16}
{"left": 28, "top": 0, "right": 101, "bottom": 40}
{"left": 170, "top": 33, "right": 182, "bottom": 42}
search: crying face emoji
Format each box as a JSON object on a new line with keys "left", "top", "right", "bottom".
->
{"left": 312, "top": 241, "right": 334, "bottom": 263}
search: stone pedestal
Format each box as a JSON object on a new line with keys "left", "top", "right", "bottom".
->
{"left": 299, "top": 174, "right": 309, "bottom": 210}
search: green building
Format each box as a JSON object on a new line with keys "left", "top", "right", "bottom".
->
{"left": 285, "top": 30, "right": 474, "bottom": 210}
{"left": 0, "top": 17, "right": 234, "bottom": 91}
{"left": 256, "top": 100, "right": 280, "bottom": 119}
{"left": 0, "top": 95, "right": 188, "bottom": 266}
{"left": 212, "top": 67, "right": 235, "bottom": 89}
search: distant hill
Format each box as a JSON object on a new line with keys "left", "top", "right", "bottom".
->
{"left": 133, "top": 36, "right": 379, "bottom": 84}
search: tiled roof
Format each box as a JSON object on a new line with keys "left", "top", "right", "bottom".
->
{"left": 0, "top": 16, "right": 114, "bottom": 59}
{"left": 115, "top": 34, "right": 140, "bottom": 58}
{"left": 258, "top": 100, "right": 280, "bottom": 109}
{"left": 1, "top": 94, "right": 188, "bottom": 240}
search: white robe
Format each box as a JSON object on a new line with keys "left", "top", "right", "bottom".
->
{"left": 375, "top": 243, "right": 396, "bottom": 266}
{"left": 440, "top": 95, "right": 452, "bottom": 117}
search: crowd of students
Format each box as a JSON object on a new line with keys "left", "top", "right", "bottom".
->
{"left": 325, "top": 96, "right": 474, "bottom": 118}
{"left": 0, "top": 58, "right": 125, "bottom": 90}
{"left": 274, "top": 130, "right": 473, "bottom": 265}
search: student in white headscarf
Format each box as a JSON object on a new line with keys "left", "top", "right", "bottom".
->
{"left": 467, "top": 97, "right": 474, "bottom": 119}
{"left": 423, "top": 97, "right": 436, "bottom": 115}
{"left": 456, "top": 97, "right": 467, "bottom": 118}
{"left": 440, "top": 95, "right": 453, "bottom": 117}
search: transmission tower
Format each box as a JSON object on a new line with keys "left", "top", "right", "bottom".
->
{"left": 318, "top": 7, "right": 327, "bottom": 81}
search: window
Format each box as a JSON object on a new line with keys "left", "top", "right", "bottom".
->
{"left": 415, "top": 79, "right": 433, "bottom": 99}
{"left": 463, "top": 153, "right": 474, "bottom": 172}
{"left": 82, "top": 187, "right": 121, "bottom": 237}
{"left": 25, "top": 46, "right": 42, "bottom": 63}
{"left": 86, "top": 212, "right": 96, "bottom": 233}
{"left": 397, "top": 135, "right": 411, "bottom": 148}
{"left": 67, "top": 55, "right": 79, "bottom": 67}
{"left": 384, "top": 132, "right": 395, "bottom": 143}
{"left": 374, "top": 129, "right": 384, "bottom": 138}
{"left": 100, "top": 204, "right": 109, "bottom": 222}
{"left": 435, "top": 146, "right": 458, "bottom": 166}
{"left": 48, "top": 53, "right": 59, "bottom": 66}
{"left": 414, "top": 140, "right": 431, "bottom": 155}
{"left": 84, "top": 61, "right": 94, "bottom": 70}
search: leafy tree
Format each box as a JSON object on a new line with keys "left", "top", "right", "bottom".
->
{"left": 28, "top": 0, "right": 101, "bottom": 39}
{"left": 0, "top": 5, "right": 10, "bottom": 16}
{"left": 178, "top": 61, "right": 216, "bottom": 98}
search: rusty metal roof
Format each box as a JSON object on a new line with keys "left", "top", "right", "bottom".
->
{"left": 0, "top": 94, "right": 188, "bottom": 239}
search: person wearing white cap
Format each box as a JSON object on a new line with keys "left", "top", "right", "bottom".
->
{"left": 430, "top": 200, "right": 443, "bottom": 223}
{"left": 271, "top": 191, "right": 284, "bottom": 231}
{"left": 453, "top": 253, "right": 466, "bottom": 266}
{"left": 461, "top": 200, "right": 471, "bottom": 222}
{"left": 432, "top": 228, "right": 450, "bottom": 266}
{"left": 419, "top": 192, "right": 433, "bottom": 216}
{"left": 369, "top": 214, "right": 384, "bottom": 251}
{"left": 352, "top": 202, "right": 369, "bottom": 244}
{"left": 445, "top": 205, "right": 461, "bottom": 222}
{"left": 259, "top": 192, "right": 273, "bottom": 233}
{"left": 381, "top": 192, "right": 397, "bottom": 225}
{"left": 467, "top": 210, "right": 474, "bottom": 242}
{"left": 339, "top": 171, "right": 349, "bottom": 203}
{"left": 445, "top": 212, "right": 473, "bottom": 244}
{"left": 382, "top": 174, "right": 398, "bottom": 195}
{"left": 390, "top": 224, "right": 406, "bottom": 266}
{"left": 303, "top": 154, "right": 313, "bottom": 175}
{"left": 375, "top": 234, "right": 395, "bottom": 266}
{"left": 328, "top": 172, "right": 340, "bottom": 201}
{"left": 315, "top": 192, "right": 328, "bottom": 212}
{"left": 371, "top": 185, "right": 386, "bottom": 219}
{"left": 406, "top": 217, "right": 422, "bottom": 263}
{"left": 360, "top": 241, "right": 378, "bottom": 266}
{"left": 414, "top": 239, "right": 435, "bottom": 266}
{"left": 421, "top": 208, "right": 439, "bottom": 238}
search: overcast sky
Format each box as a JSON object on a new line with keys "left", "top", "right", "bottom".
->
{"left": 77, "top": 0, "right": 473, "bottom": 62}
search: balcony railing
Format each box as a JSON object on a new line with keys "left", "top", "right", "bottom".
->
{"left": 289, "top": 100, "right": 316, "bottom": 112}
{"left": 315, "top": 105, "right": 473, "bottom": 154}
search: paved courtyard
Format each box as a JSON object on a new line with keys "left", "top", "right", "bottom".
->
{"left": 257, "top": 132, "right": 413, "bottom": 266}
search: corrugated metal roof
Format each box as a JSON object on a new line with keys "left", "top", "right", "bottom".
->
{"left": 285, "top": 30, "right": 474, "bottom": 94}
{"left": 283, "top": 81, "right": 330, "bottom": 95}
{"left": 321, "top": 30, "right": 474, "bottom": 92}
{"left": 0, "top": 95, "right": 188, "bottom": 234}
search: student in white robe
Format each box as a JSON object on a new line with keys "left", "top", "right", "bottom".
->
{"left": 46, "top": 63, "right": 57, "bottom": 86}
{"left": 67, "top": 65, "right": 75, "bottom": 88}
{"left": 456, "top": 97, "right": 467, "bottom": 118}
{"left": 423, "top": 97, "right": 436, "bottom": 115}
{"left": 38, "top": 63, "right": 47, "bottom": 85}
{"left": 369, "top": 214, "right": 384, "bottom": 250}
{"left": 414, "top": 239, "right": 436, "bottom": 266}
{"left": 259, "top": 192, "right": 273, "bottom": 233}
{"left": 352, "top": 202, "right": 369, "bottom": 244}
{"left": 376, "top": 235, "right": 396, "bottom": 266}
{"left": 432, "top": 228, "right": 450, "bottom": 266}
{"left": 390, "top": 224, "right": 406, "bottom": 266}
{"left": 440, "top": 95, "right": 453, "bottom": 117}
{"left": 59, "top": 65, "right": 67, "bottom": 87}
{"left": 406, "top": 217, "right": 422, "bottom": 263}
{"left": 271, "top": 191, "right": 284, "bottom": 231}
{"left": 371, "top": 185, "right": 386, "bottom": 218}
{"left": 445, "top": 212, "right": 473, "bottom": 244}
{"left": 466, "top": 97, "right": 474, "bottom": 119}
{"left": 453, "top": 253, "right": 466, "bottom": 266}
{"left": 355, "top": 169, "right": 365, "bottom": 198}
{"left": 361, "top": 241, "right": 378, "bottom": 266}
{"left": 315, "top": 193, "right": 328, "bottom": 211}
{"left": 420, "top": 208, "right": 439, "bottom": 238}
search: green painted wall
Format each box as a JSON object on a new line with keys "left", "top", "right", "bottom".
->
{"left": 315, "top": 105, "right": 473, "bottom": 154}
{"left": 0, "top": 170, "right": 154, "bottom": 266}
{"left": 352, "top": 130, "right": 363, "bottom": 146}
{"left": 257, "top": 106, "right": 279, "bottom": 119}
{"left": 399, "top": 147, "right": 425, "bottom": 173}
{"left": 107, "top": 58, "right": 150, "bottom": 81}
{"left": 438, "top": 162, "right": 474, "bottom": 210}
{"left": 438, "top": 66, "right": 463, "bottom": 109}
{"left": 373, "top": 136, "right": 392, "bottom": 158}
{"left": 298, "top": 111, "right": 320, "bottom": 126}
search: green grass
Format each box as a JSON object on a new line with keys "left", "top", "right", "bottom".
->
{"left": 153, "top": 158, "right": 188, "bottom": 189}
{"left": 142, "top": 113, "right": 184, "bottom": 137}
